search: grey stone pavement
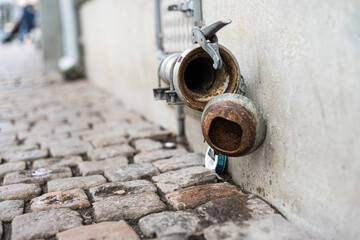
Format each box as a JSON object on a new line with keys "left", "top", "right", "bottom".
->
{"left": 0, "top": 44, "right": 310, "bottom": 240}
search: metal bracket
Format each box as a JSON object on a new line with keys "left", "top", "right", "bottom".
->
{"left": 168, "top": 0, "right": 194, "bottom": 17}
{"left": 154, "top": 61, "right": 184, "bottom": 105}
{"left": 191, "top": 20, "right": 232, "bottom": 69}
{"left": 153, "top": 87, "right": 183, "bottom": 105}
{"left": 153, "top": 87, "right": 169, "bottom": 101}
{"left": 165, "top": 90, "right": 184, "bottom": 105}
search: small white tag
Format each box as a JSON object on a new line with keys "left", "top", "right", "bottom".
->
{"left": 205, "top": 146, "right": 216, "bottom": 170}
{"left": 204, "top": 146, "right": 227, "bottom": 174}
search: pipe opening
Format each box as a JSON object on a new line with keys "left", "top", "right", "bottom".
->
{"left": 209, "top": 117, "right": 242, "bottom": 152}
{"left": 184, "top": 57, "right": 216, "bottom": 95}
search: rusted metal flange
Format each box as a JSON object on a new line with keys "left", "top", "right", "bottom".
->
{"left": 173, "top": 44, "right": 242, "bottom": 112}
{"left": 201, "top": 93, "right": 266, "bottom": 157}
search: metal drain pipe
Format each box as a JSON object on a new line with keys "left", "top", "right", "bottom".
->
{"left": 193, "top": 0, "right": 204, "bottom": 27}
{"left": 154, "top": 0, "right": 267, "bottom": 157}
{"left": 155, "top": 0, "right": 166, "bottom": 61}
{"left": 154, "top": 0, "right": 185, "bottom": 143}
{"left": 58, "top": 0, "right": 81, "bottom": 78}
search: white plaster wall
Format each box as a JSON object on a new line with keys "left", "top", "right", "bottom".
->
{"left": 80, "top": 0, "right": 177, "bottom": 132}
{"left": 201, "top": 1, "right": 360, "bottom": 239}
{"left": 80, "top": 0, "right": 360, "bottom": 239}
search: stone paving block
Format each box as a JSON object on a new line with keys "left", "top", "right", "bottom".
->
{"left": 0, "top": 133, "right": 16, "bottom": 142}
{"left": 0, "top": 134, "right": 16, "bottom": 143}
{"left": 78, "top": 157, "right": 128, "bottom": 176}
{"left": 104, "top": 163, "right": 159, "bottom": 182}
{"left": 90, "top": 102, "right": 122, "bottom": 113}
{"left": 25, "top": 112, "right": 47, "bottom": 123}
{"left": 152, "top": 234, "right": 187, "bottom": 240}
{"left": 197, "top": 194, "right": 276, "bottom": 226}
{"left": 126, "top": 121, "right": 160, "bottom": 131}
{"left": 89, "top": 180, "right": 157, "bottom": 201}
{"left": 47, "top": 175, "right": 107, "bottom": 192}
{"left": 166, "top": 183, "right": 242, "bottom": 210}
{"left": 30, "top": 188, "right": 90, "bottom": 212}
{"left": 246, "top": 197, "right": 276, "bottom": 219}
{"left": 152, "top": 166, "right": 217, "bottom": 194}
{"left": 68, "top": 115, "right": 103, "bottom": 127}
{"left": 29, "top": 127, "right": 53, "bottom": 137}
{"left": 31, "top": 120, "right": 64, "bottom": 134}
{"left": 87, "top": 144, "right": 135, "bottom": 161}
{"left": 123, "top": 112, "right": 144, "bottom": 123}
{"left": 0, "top": 184, "right": 41, "bottom": 201}
{"left": 0, "top": 143, "right": 38, "bottom": 157}
{"left": 153, "top": 153, "right": 204, "bottom": 172}
{"left": 203, "top": 214, "right": 309, "bottom": 240}
{"left": 1, "top": 122, "right": 29, "bottom": 133}
{"left": 35, "top": 135, "right": 71, "bottom": 149}
{"left": 0, "top": 161, "right": 26, "bottom": 178}
{"left": 11, "top": 208, "right": 83, "bottom": 240}
{"left": 50, "top": 139, "right": 93, "bottom": 157}
{"left": 101, "top": 111, "right": 143, "bottom": 123}
{"left": 15, "top": 131, "right": 30, "bottom": 141}
{"left": 197, "top": 194, "right": 252, "bottom": 224}
{"left": 133, "top": 138, "right": 163, "bottom": 152}
{"left": 46, "top": 112, "right": 78, "bottom": 122}
{"left": 0, "top": 142, "right": 17, "bottom": 150}
{"left": 128, "top": 129, "right": 171, "bottom": 141}
{"left": 134, "top": 148, "right": 188, "bottom": 163}
{"left": 91, "top": 120, "right": 129, "bottom": 129}
{"left": 6, "top": 149, "right": 48, "bottom": 162}
{"left": 93, "top": 192, "right": 166, "bottom": 222}
{"left": 25, "top": 134, "right": 69, "bottom": 148}
{"left": 86, "top": 133, "right": 128, "bottom": 148}
{"left": 1, "top": 111, "right": 26, "bottom": 121}
{"left": 0, "top": 120, "right": 12, "bottom": 129}
{"left": 139, "top": 211, "right": 202, "bottom": 238}
{"left": 0, "top": 200, "right": 24, "bottom": 222}
{"left": 3, "top": 167, "right": 72, "bottom": 185}
{"left": 72, "top": 128, "right": 122, "bottom": 139}
{"left": 32, "top": 156, "right": 83, "bottom": 169}
{"left": 54, "top": 124, "right": 89, "bottom": 135}
{"left": 56, "top": 221, "right": 139, "bottom": 240}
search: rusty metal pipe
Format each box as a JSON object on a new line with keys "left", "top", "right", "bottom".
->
{"left": 172, "top": 44, "right": 243, "bottom": 111}
{"left": 201, "top": 93, "right": 266, "bottom": 157}
{"left": 159, "top": 53, "right": 181, "bottom": 85}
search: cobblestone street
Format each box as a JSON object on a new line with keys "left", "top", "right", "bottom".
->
{"left": 0, "top": 44, "right": 309, "bottom": 240}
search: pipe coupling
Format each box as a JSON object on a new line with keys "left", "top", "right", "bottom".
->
{"left": 173, "top": 44, "right": 242, "bottom": 111}
{"left": 201, "top": 93, "right": 266, "bottom": 157}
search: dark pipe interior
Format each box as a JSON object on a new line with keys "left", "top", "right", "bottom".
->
{"left": 184, "top": 57, "right": 215, "bottom": 95}
{"left": 209, "top": 117, "right": 242, "bottom": 152}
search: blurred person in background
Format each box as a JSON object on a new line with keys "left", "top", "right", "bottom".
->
{"left": 2, "top": 4, "right": 35, "bottom": 43}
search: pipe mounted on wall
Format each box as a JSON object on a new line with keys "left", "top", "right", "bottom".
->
{"left": 58, "top": 0, "right": 82, "bottom": 78}
{"left": 153, "top": 1, "right": 266, "bottom": 155}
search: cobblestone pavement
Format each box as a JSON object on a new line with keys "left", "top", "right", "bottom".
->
{"left": 0, "top": 44, "right": 310, "bottom": 240}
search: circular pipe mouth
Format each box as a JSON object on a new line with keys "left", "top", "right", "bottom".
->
{"left": 184, "top": 57, "right": 216, "bottom": 95}
{"left": 209, "top": 117, "right": 243, "bottom": 152}
{"left": 173, "top": 45, "right": 241, "bottom": 111}
{"left": 201, "top": 94, "right": 266, "bottom": 157}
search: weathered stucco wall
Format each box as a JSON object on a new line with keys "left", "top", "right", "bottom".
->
{"left": 80, "top": 0, "right": 360, "bottom": 239}
{"left": 200, "top": 1, "right": 360, "bottom": 239}
{"left": 80, "top": 0, "right": 177, "bottom": 132}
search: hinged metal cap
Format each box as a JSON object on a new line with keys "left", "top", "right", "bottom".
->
{"left": 191, "top": 20, "right": 232, "bottom": 69}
